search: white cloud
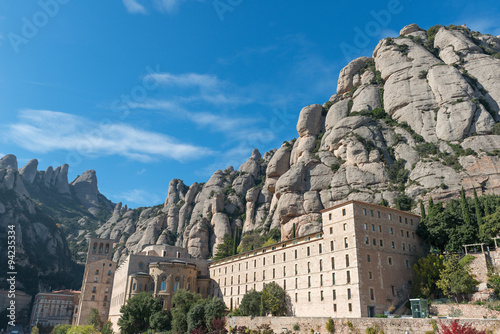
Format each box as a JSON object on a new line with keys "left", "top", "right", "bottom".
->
{"left": 2, "top": 109, "right": 214, "bottom": 163}
{"left": 112, "top": 189, "right": 163, "bottom": 207}
{"left": 147, "top": 72, "right": 220, "bottom": 89}
{"left": 122, "top": 0, "right": 147, "bottom": 14}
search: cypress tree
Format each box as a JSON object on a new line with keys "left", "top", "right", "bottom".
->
{"left": 233, "top": 226, "right": 238, "bottom": 255}
{"left": 292, "top": 223, "right": 296, "bottom": 239}
{"left": 473, "top": 188, "right": 483, "bottom": 227}
{"left": 461, "top": 187, "right": 472, "bottom": 226}
{"left": 419, "top": 200, "right": 426, "bottom": 220}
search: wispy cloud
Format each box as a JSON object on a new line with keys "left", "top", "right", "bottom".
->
{"left": 122, "top": 0, "right": 147, "bottom": 14}
{"left": 111, "top": 189, "right": 163, "bottom": 207}
{"left": 2, "top": 110, "right": 214, "bottom": 163}
{"left": 122, "top": 0, "right": 203, "bottom": 15}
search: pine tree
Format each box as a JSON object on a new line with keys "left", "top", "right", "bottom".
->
{"left": 473, "top": 188, "right": 483, "bottom": 227}
{"left": 292, "top": 223, "right": 296, "bottom": 239}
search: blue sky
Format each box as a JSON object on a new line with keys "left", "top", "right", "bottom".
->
{"left": 0, "top": 0, "right": 499, "bottom": 208}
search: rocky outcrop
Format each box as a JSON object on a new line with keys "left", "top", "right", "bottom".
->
{"left": 19, "top": 159, "right": 38, "bottom": 184}
{"left": 70, "top": 170, "right": 113, "bottom": 215}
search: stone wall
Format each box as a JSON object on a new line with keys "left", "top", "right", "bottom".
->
{"left": 430, "top": 303, "right": 500, "bottom": 319}
{"left": 228, "top": 316, "right": 500, "bottom": 334}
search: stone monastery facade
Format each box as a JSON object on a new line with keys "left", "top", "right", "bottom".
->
{"left": 77, "top": 200, "right": 422, "bottom": 332}
{"left": 209, "top": 200, "right": 422, "bottom": 317}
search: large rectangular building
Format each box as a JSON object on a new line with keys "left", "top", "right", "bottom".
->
{"left": 29, "top": 290, "right": 80, "bottom": 328}
{"left": 208, "top": 200, "right": 422, "bottom": 317}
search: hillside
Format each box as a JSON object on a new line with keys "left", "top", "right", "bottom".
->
{"left": 1, "top": 23, "right": 499, "bottom": 278}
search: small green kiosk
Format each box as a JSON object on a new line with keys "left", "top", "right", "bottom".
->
{"left": 410, "top": 299, "right": 429, "bottom": 318}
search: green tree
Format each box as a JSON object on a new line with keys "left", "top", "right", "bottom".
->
{"left": 292, "top": 223, "right": 296, "bottom": 239}
{"left": 204, "top": 298, "right": 226, "bottom": 330}
{"left": 420, "top": 200, "right": 426, "bottom": 220}
{"left": 233, "top": 226, "right": 239, "bottom": 255}
{"left": 261, "top": 282, "right": 288, "bottom": 316}
{"left": 66, "top": 325, "right": 97, "bottom": 334}
{"left": 213, "top": 234, "right": 234, "bottom": 260}
{"left": 411, "top": 253, "right": 445, "bottom": 299}
{"left": 171, "top": 289, "right": 202, "bottom": 333}
{"left": 239, "top": 289, "right": 262, "bottom": 317}
{"left": 31, "top": 326, "right": 40, "bottom": 334}
{"left": 187, "top": 301, "right": 207, "bottom": 333}
{"left": 150, "top": 310, "right": 171, "bottom": 332}
{"left": 479, "top": 210, "right": 500, "bottom": 242}
{"left": 87, "top": 308, "right": 103, "bottom": 330}
{"left": 118, "top": 292, "right": 167, "bottom": 334}
{"left": 396, "top": 193, "right": 413, "bottom": 211}
{"left": 436, "top": 255, "right": 479, "bottom": 301}
{"left": 100, "top": 321, "right": 114, "bottom": 334}
{"left": 487, "top": 272, "right": 500, "bottom": 299}
{"left": 473, "top": 188, "right": 483, "bottom": 227}
{"left": 237, "top": 231, "right": 267, "bottom": 253}
{"left": 52, "top": 324, "right": 71, "bottom": 334}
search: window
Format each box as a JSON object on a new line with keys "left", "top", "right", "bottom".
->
{"left": 307, "top": 247, "right": 310, "bottom": 256}
{"left": 377, "top": 211, "right": 380, "bottom": 218}
{"left": 295, "top": 278, "right": 298, "bottom": 289}
{"left": 320, "top": 274, "right": 323, "bottom": 286}
{"left": 246, "top": 262, "right": 248, "bottom": 269}
{"left": 363, "top": 208, "right": 366, "bottom": 215}
{"left": 330, "top": 240, "right": 334, "bottom": 251}
{"left": 246, "top": 273, "right": 248, "bottom": 283}
{"left": 329, "top": 213, "right": 332, "bottom": 220}
{"left": 283, "top": 266, "right": 286, "bottom": 276}
{"left": 284, "top": 280, "right": 286, "bottom": 290}
{"left": 225, "top": 267, "right": 227, "bottom": 274}
{"left": 331, "top": 257, "right": 335, "bottom": 269}
{"left": 343, "top": 223, "right": 347, "bottom": 231}
{"left": 319, "top": 244, "right": 322, "bottom": 254}
{"left": 405, "top": 217, "right": 408, "bottom": 224}
{"left": 379, "top": 239, "right": 383, "bottom": 247}
{"left": 412, "top": 232, "right": 415, "bottom": 239}
{"left": 263, "top": 258, "right": 266, "bottom": 265}
{"left": 308, "top": 262, "right": 311, "bottom": 273}
{"left": 329, "top": 227, "right": 333, "bottom": 234}
{"left": 273, "top": 269, "right": 275, "bottom": 279}
{"left": 391, "top": 285, "right": 396, "bottom": 296}
{"left": 371, "top": 224, "right": 375, "bottom": 231}
{"left": 321, "top": 290, "right": 324, "bottom": 301}
{"left": 411, "top": 219, "right": 413, "bottom": 226}
{"left": 364, "top": 223, "right": 367, "bottom": 230}
{"left": 342, "top": 208, "right": 346, "bottom": 216}
{"left": 334, "top": 304, "right": 337, "bottom": 312}
{"left": 333, "top": 289, "right": 336, "bottom": 300}
{"left": 254, "top": 272, "right": 256, "bottom": 281}
{"left": 95, "top": 270, "right": 99, "bottom": 275}
{"left": 295, "top": 250, "right": 298, "bottom": 259}
{"left": 370, "top": 288, "right": 374, "bottom": 300}
{"left": 347, "top": 271, "right": 351, "bottom": 283}
{"left": 388, "top": 257, "right": 393, "bottom": 265}
{"left": 93, "top": 286, "right": 97, "bottom": 292}
{"left": 295, "top": 264, "right": 298, "bottom": 275}
{"left": 391, "top": 241, "right": 395, "bottom": 249}
{"left": 254, "top": 260, "right": 257, "bottom": 268}
{"left": 345, "top": 255, "right": 349, "bottom": 267}
{"left": 378, "top": 225, "right": 382, "bottom": 232}
{"left": 308, "top": 292, "right": 311, "bottom": 302}
{"left": 332, "top": 273, "right": 336, "bottom": 284}
{"left": 348, "top": 303, "right": 352, "bottom": 312}
{"left": 406, "top": 260, "right": 410, "bottom": 268}
{"left": 344, "top": 237, "right": 348, "bottom": 248}
{"left": 407, "top": 231, "right": 410, "bottom": 238}
{"left": 367, "top": 254, "right": 371, "bottom": 262}
{"left": 368, "top": 271, "right": 373, "bottom": 279}
{"left": 320, "top": 259, "right": 323, "bottom": 271}
{"left": 295, "top": 293, "right": 298, "bottom": 302}
{"left": 402, "top": 243, "right": 406, "bottom": 251}
{"left": 273, "top": 255, "right": 275, "bottom": 264}
{"left": 347, "top": 288, "right": 351, "bottom": 299}
{"left": 365, "top": 237, "right": 369, "bottom": 245}
{"left": 370, "top": 210, "right": 374, "bottom": 217}
{"left": 401, "top": 230, "right": 404, "bottom": 237}
{"left": 283, "top": 253, "right": 286, "bottom": 261}
{"left": 390, "top": 227, "right": 393, "bottom": 235}
{"left": 399, "top": 216, "right": 402, "bottom": 223}
{"left": 308, "top": 276, "right": 311, "bottom": 288}
{"left": 91, "top": 295, "right": 95, "bottom": 301}
{"left": 372, "top": 238, "right": 376, "bottom": 246}
{"left": 263, "top": 270, "right": 265, "bottom": 280}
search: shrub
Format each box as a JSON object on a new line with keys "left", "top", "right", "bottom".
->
{"left": 415, "top": 142, "right": 439, "bottom": 157}
{"left": 325, "top": 319, "right": 334, "bottom": 334}
{"left": 439, "top": 319, "right": 486, "bottom": 334}
{"left": 418, "top": 70, "right": 428, "bottom": 79}
{"left": 293, "top": 323, "right": 300, "bottom": 331}
{"left": 492, "top": 123, "right": 500, "bottom": 135}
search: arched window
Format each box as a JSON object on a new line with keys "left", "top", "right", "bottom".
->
{"left": 98, "top": 243, "right": 103, "bottom": 253}
{"left": 92, "top": 243, "right": 97, "bottom": 254}
{"left": 105, "top": 244, "right": 109, "bottom": 254}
